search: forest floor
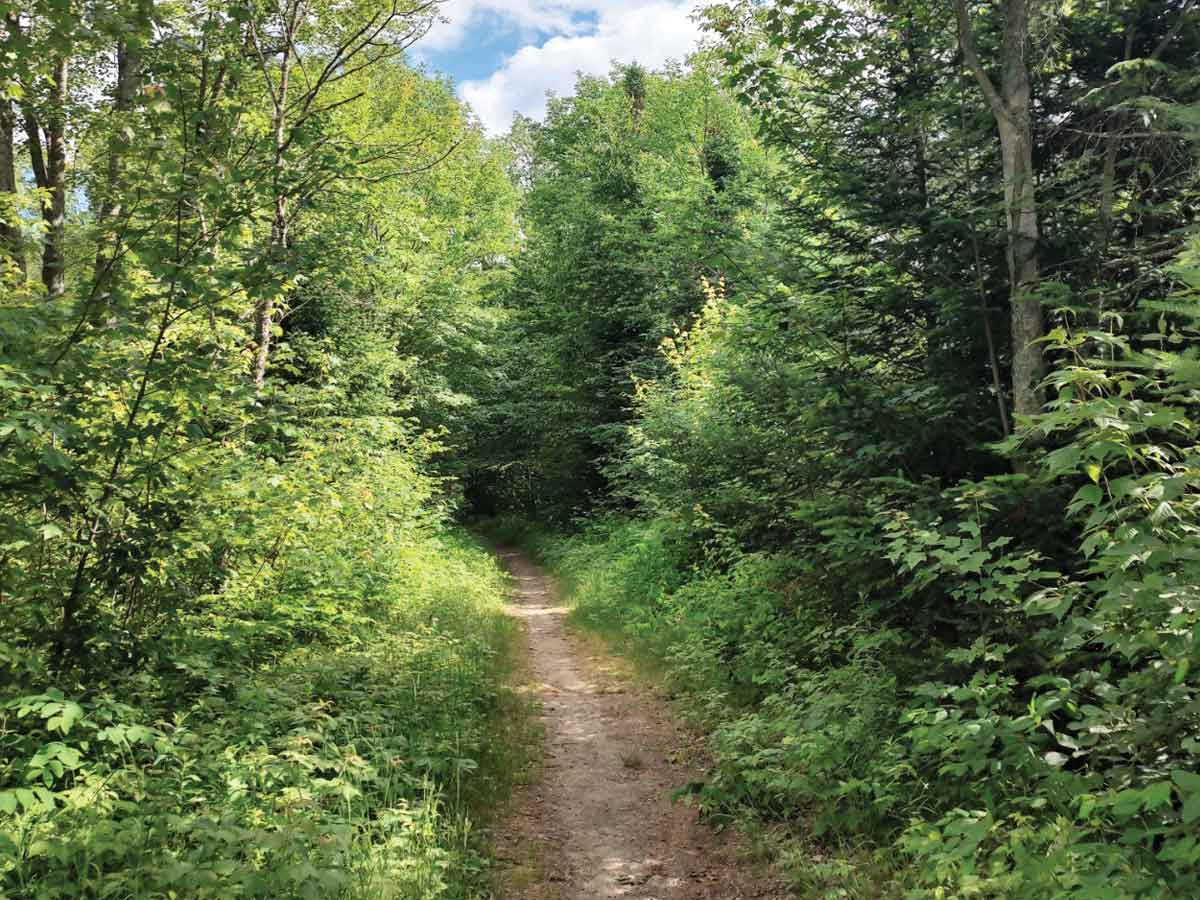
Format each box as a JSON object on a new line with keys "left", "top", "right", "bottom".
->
{"left": 490, "top": 545, "right": 788, "bottom": 900}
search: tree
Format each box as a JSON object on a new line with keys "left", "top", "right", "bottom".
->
{"left": 245, "top": 0, "right": 442, "bottom": 386}
{"left": 470, "top": 62, "right": 770, "bottom": 516}
{"left": 0, "top": 0, "right": 483, "bottom": 660}
{"left": 0, "top": 90, "right": 20, "bottom": 268}
{"left": 954, "top": 0, "right": 1047, "bottom": 421}
{"left": 90, "top": 0, "right": 151, "bottom": 312}
{"left": 7, "top": 5, "right": 73, "bottom": 297}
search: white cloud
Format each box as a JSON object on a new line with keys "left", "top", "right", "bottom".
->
{"left": 448, "top": 2, "right": 701, "bottom": 134}
{"left": 424, "top": 0, "right": 681, "bottom": 52}
{"left": 423, "top": 0, "right": 586, "bottom": 52}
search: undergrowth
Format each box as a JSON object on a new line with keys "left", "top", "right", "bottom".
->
{"left": 483, "top": 257, "right": 1200, "bottom": 900}
{"left": 511, "top": 502, "right": 1200, "bottom": 900}
{"left": 2, "top": 451, "right": 525, "bottom": 899}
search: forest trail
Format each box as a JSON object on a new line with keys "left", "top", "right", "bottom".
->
{"left": 491, "top": 545, "right": 785, "bottom": 900}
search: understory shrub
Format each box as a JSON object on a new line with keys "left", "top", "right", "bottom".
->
{"left": 543, "top": 497, "right": 1200, "bottom": 898}
{"left": 1, "top": 443, "right": 518, "bottom": 899}
{"left": 530, "top": 257, "right": 1200, "bottom": 897}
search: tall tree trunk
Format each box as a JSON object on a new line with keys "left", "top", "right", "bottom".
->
{"left": 955, "top": 0, "right": 1046, "bottom": 422}
{"left": 1096, "top": 24, "right": 1136, "bottom": 258}
{"left": 252, "top": 12, "right": 294, "bottom": 388}
{"left": 24, "top": 54, "right": 69, "bottom": 298}
{"left": 902, "top": 20, "right": 929, "bottom": 210}
{"left": 1097, "top": 128, "right": 1120, "bottom": 256}
{"left": 997, "top": 108, "right": 1044, "bottom": 420}
{"left": 1, "top": 14, "right": 23, "bottom": 273}
{"left": 43, "top": 55, "right": 68, "bottom": 298}
{"left": 92, "top": 34, "right": 142, "bottom": 311}
{"left": 0, "top": 96, "right": 22, "bottom": 270}
{"left": 253, "top": 193, "right": 287, "bottom": 387}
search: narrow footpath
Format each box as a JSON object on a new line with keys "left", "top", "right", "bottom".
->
{"left": 492, "top": 545, "right": 785, "bottom": 900}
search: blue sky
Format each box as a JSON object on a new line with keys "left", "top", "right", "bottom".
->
{"left": 414, "top": 1, "right": 702, "bottom": 134}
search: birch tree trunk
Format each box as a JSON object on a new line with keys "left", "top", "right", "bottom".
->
{"left": 250, "top": 2, "right": 299, "bottom": 388}
{"left": 252, "top": 39, "right": 292, "bottom": 388}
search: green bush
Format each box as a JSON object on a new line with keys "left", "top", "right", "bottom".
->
{"left": 1, "top": 448, "right": 518, "bottom": 899}
{"left": 528, "top": 265, "right": 1200, "bottom": 896}
{"left": 539, "top": 498, "right": 1200, "bottom": 897}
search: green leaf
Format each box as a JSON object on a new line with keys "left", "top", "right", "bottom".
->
{"left": 1112, "top": 788, "right": 1144, "bottom": 818}
{"left": 14, "top": 789, "right": 37, "bottom": 812}
{"left": 1143, "top": 781, "right": 1173, "bottom": 811}
{"left": 1183, "top": 794, "right": 1200, "bottom": 825}
{"left": 46, "top": 702, "right": 83, "bottom": 735}
{"left": 1173, "top": 770, "right": 1200, "bottom": 794}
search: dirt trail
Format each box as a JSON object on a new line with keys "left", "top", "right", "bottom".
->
{"left": 492, "top": 545, "right": 785, "bottom": 900}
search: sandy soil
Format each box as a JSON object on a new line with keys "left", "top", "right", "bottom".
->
{"left": 491, "top": 545, "right": 788, "bottom": 900}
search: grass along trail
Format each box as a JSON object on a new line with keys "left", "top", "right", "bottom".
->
{"left": 491, "top": 545, "right": 785, "bottom": 900}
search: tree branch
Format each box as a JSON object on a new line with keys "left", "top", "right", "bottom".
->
{"left": 953, "top": 0, "right": 1007, "bottom": 121}
{"left": 1151, "top": 0, "right": 1196, "bottom": 61}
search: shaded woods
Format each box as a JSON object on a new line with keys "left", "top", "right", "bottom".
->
{"left": 2, "top": 1, "right": 522, "bottom": 896}
{"left": 469, "top": 2, "right": 1200, "bottom": 897}
{"left": 3, "top": 0, "right": 1200, "bottom": 897}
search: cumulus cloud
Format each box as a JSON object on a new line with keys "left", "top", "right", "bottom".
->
{"left": 441, "top": 2, "right": 701, "bottom": 134}
{"left": 423, "top": 0, "right": 593, "bottom": 52}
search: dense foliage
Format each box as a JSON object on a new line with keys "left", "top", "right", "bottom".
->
{"left": 464, "top": 61, "right": 774, "bottom": 515}
{"left": 475, "top": 2, "right": 1200, "bottom": 897}
{"left": 1, "top": 1, "right": 522, "bottom": 896}
{"left": 4, "top": 0, "right": 1200, "bottom": 896}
